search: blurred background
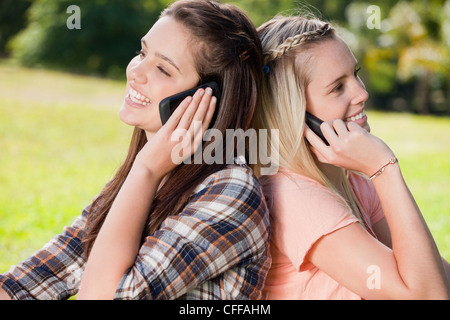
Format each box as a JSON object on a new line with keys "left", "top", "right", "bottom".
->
{"left": 0, "top": 0, "right": 449, "bottom": 272}
{"left": 2, "top": 0, "right": 449, "bottom": 114}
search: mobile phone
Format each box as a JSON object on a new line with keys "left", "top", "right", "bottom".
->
{"left": 159, "top": 81, "right": 221, "bottom": 127}
{"left": 305, "top": 112, "right": 329, "bottom": 145}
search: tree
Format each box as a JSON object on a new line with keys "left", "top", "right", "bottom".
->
{"left": 340, "top": 0, "right": 449, "bottom": 114}
{"left": 385, "top": 0, "right": 450, "bottom": 114}
{"left": 8, "top": 0, "right": 169, "bottom": 78}
{"left": 0, "top": 0, "right": 31, "bottom": 56}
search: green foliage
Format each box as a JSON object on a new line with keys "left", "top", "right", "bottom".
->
{"left": 2, "top": 0, "right": 450, "bottom": 114}
{"left": 0, "top": 0, "right": 31, "bottom": 55}
{"left": 343, "top": 0, "right": 450, "bottom": 115}
{"left": 8, "top": 0, "right": 168, "bottom": 78}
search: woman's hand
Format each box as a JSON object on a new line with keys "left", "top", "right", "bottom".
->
{"left": 135, "top": 87, "right": 217, "bottom": 180}
{"left": 304, "top": 119, "right": 395, "bottom": 177}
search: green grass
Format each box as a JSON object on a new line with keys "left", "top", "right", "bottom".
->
{"left": 0, "top": 61, "right": 131, "bottom": 272}
{"left": 0, "top": 62, "right": 449, "bottom": 276}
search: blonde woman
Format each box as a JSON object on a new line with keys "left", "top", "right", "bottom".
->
{"left": 253, "top": 15, "right": 450, "bottom": 299}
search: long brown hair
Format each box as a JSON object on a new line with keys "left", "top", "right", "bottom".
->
{"left": 83, "top": 0, "right": 263, "bottom": 256}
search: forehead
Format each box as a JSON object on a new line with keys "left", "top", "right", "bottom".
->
{"left": 142, "top": 16, "right": 197, "bottom": 70}
{"left": 145, "top": 15, "right": 190, "bottom": 41}
{"left": 307, "top": 38, "right": 357, "bottom": 82}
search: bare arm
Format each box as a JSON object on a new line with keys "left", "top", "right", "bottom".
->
{"left": 375, "top": 218, "right": 450, "bottom": 286}
{"left": 304, "top": 120, "right": 450, "bottom": 299}
{"left": 370, "top": 161, "right": 448, "bottom": 298}
{"left": 77, "top": 166, "right": 160, "bottom": 299}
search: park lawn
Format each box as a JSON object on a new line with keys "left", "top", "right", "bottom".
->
{"left": 0, "top": 62, "right": 449, "bottom": 276}
{"left": 0, "top": 62, "right": 131, "bottom": 272}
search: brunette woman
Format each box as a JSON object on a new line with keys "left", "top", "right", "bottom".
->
{"left": 0, "top": 0, "right": 270, "bottom": 300}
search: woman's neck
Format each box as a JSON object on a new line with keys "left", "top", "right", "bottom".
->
{"left": 145, "top": 130, "right": 155, "bottom": 141}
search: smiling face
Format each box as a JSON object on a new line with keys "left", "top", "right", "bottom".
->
{"left": 119, "top": 16, "right": 201, "bottom": 134}
{"left": 305, "top": 37, "right": 370, "bottom": 132}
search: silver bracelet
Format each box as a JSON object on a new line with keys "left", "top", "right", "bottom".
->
{"left": 369, "top": 157, "right": 398, "bottom": 180}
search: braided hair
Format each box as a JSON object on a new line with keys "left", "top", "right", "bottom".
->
{"left": 264, "top": 22, "right": 332, "bottom": 64}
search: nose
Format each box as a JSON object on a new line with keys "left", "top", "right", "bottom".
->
{"left": 127, "top": 58, "right": 147, "bottom": 84}
{"left": 351, "top": 78, "right": 369, "bottom": 106}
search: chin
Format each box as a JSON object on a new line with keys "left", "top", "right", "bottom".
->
{"left": 119, "top": 102, "right": 163, "bottom": 134}
{"left": 118, "top": 104, "right": 138, "bottom": 127}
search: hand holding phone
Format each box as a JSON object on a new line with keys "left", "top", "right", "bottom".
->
{"left": 159, "top": 82, "right": 221, "bottom": 128}
{"left": 305, "top": 112, "right": 329, "bottom": 145}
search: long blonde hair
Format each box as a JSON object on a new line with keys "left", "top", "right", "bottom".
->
{"left": 253, "top": 15, "right": 367, "bottom": 226}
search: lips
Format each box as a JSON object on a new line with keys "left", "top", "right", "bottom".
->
{"left": 126, "top": 87, "right": 152, "bottom": 107}
{"left": 345, "top": 110, "right": 366, "bottom": 122}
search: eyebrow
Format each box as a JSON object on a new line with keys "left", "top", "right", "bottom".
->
{"left": 325, "top": 62, "right": 359, "bottom": 89}
{"left": 326, "top": 75, "right": 346, "bottom": 89}
{"left": 141, "top": 38, "right": 181, "bottom": 73}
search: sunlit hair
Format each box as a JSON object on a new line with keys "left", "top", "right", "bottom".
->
{"left": 253, "top": 14, "right": 367, "bottom": 227}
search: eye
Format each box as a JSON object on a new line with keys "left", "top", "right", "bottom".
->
{"left": 332, "top": 82, "right": 344, "bottom": 93}
{"left": 354, "top": 66, "right": 361, "bottom": 77}
{"left": 136, "top": 50, "right": 145, "bottom": 58}
{"left": 157, "top": 66, "right": 171, "bottom": 77}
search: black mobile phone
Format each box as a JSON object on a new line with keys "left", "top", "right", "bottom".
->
{"left": 159, "top": 81, "right": 221, "bottom": 127}
{"left": 305, "top": 112, "right": 329, "bottom": 145}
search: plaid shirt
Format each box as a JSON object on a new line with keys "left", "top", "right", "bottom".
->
{"left": 0, "top": 164, "right": 271, "bottom": 300}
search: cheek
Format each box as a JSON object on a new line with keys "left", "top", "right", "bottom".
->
{"left": 154, "top": 76, "right": 199, "bottom": 104}
{"left": 148, "top": 74, "right": 169, "bottom": 100}
{"left": 306, "top": 89, "right": 333, "bottom": 120}
{"left": 306, "top": 93, "right": 349, "bottom": 122}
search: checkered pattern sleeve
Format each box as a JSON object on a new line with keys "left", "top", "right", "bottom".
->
{"left": 114, "top": 164, "right": 271, "bottom": 300}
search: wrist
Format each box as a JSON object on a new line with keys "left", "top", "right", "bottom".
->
{"left": 369, "top": 157, "right": 398, "bottom": 181}
{"left": 130, "top": 161, "right": 164, "bottom": 185}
